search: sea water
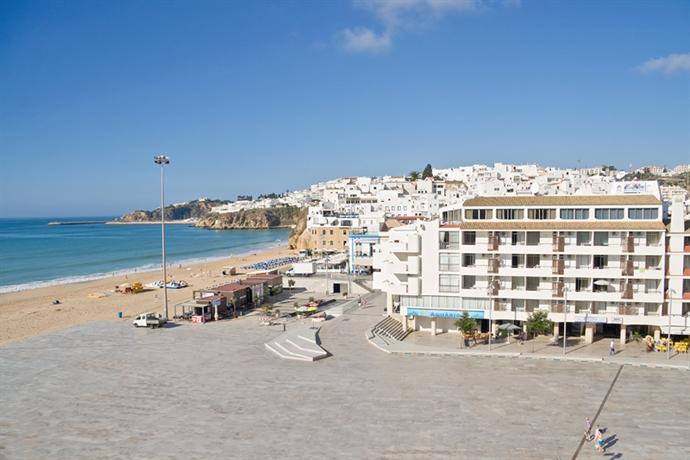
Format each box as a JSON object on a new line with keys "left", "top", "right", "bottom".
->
{"left": 0, "top": 218, "right": 290, "bottom": 293}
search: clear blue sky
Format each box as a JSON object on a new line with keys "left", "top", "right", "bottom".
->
{"left": 1, "top": 0, "right": 689, "bottom": 217}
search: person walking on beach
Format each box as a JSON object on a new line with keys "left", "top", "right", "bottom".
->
{"left": 609, "top": 339, "right": 615, "bottom": 356}
{"left": 584, "top": 417, "right": 592, "bottom": 441}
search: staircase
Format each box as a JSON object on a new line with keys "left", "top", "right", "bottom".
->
{"left": 265, "top": 325, "right": 328, "bottom": 362}
{"left": 372, "top": 316, "right": 410, "bottom": 341}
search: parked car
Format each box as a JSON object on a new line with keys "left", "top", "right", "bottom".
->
{"left": 132, "top": 312, "right": 167, "bottom": 328}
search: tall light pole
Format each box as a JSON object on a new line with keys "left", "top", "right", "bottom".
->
{"left": 562, "top": 286, "right": 568, "bottom": 355}
{"left": 668, "top": 288, "right": 676, "bottom": 360}
{"left": 487, "top": 278, "right": 496, "bottom": 352}
{"left": 154, "top": 155, "right": 170, "bottom": 320}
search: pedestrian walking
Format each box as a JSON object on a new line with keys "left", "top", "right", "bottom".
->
{"left": 609, "top": 339, "right": 615, "bottom": 356}
{"left": 584, "top": 417, "right": 592, "bottom": 441}
{"left": 594, "top": 425, "right": 605, "bottom": 453}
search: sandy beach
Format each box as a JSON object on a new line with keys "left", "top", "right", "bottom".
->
{"left": 0, "top": 245, "right": 296, "bottom": 345}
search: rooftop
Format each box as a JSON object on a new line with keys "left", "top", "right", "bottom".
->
{"left": 462, "top": 195, "right": 661, "bottom": 207}
{"left": 443, "top": 221, "right": 667, "bottom": 230}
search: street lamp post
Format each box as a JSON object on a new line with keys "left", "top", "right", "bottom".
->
{"left": 154, "top": 155, "right": 170, "bottom": 320}
{"left": 562, "top": 286, "right": 568, "bottom": 355}
{"left": 668, "top": 288, "right": 676, "bottom": 360}
{"left": 487, "top": 279, "right": 496, "bottom": 352}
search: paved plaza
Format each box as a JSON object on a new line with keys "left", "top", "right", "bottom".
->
{"left": 1, "top": 297, "right": 689, "bottom": 459}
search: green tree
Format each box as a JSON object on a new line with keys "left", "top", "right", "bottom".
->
{"left": 260, "top": 303, "right": 273, "bottom": 314}
{"left": 422, "top": 163, "right": 433, "bottom": 179}
{"left": 408, "top": 171, "right": 420, "bottom": 181}
{"left": 454, "top": 312, "right": 476, "bottom": 335}
{"left": 287, "top": 279, "right": 296, "bottom": 290}
{"left": 525, "top": 310, "right": 552, "bottom": 336}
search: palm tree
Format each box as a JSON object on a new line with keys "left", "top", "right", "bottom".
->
{"left": 408, "top": 171, "right": 420, "bottom": 181}
{"left": 454, "top": 312, "right": 476, "bottom": 348}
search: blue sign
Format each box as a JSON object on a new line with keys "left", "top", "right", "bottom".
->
{"left": 407, "top": 308, "right": 485, "bottom": 319}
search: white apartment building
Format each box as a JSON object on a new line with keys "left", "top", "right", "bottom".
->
{"left": 373, "top": 187, "right": 690, "bottom": 345}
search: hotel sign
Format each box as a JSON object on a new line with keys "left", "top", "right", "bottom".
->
{"left": 623, "top": 183, "right": 645, "bottom": 193}
{"left": 407, "top": 308, "right": 485, "bottom": 319}
{"left": 573, "top": 315, "right": 607, "bottom": 324}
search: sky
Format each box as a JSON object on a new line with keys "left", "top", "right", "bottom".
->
{"left": 1, "top": 0, "right": 689, "bottom": 217}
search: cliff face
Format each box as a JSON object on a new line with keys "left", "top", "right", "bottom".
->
{"left": 118, "top": 200, "right": 229, "bottom": 222}
{"left": 195, "top": 206, "right": 306, "bottom": 231}
{"left": 287, "top": 208, "right": 309, "bottom": 249}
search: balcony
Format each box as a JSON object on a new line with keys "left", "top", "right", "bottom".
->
{"left": 487, "top": 258, "right": 500, "bottom": 274}
{"left": 621, "top": 283, "right": 633, "bottom": 300}
{"left": 488, "top": 235, "right": 500, "bottom": 252}
{"left": 621, "top": 259, "right": 633, "bottom": 276}
{"left": 622, "top": 236, "right": 634, "bottom": 253}
{"left": 552, "top": 282, "right": 564, "bottom": 298}
{"left": 552, "top": 259, "right": 564, "bottom": 275}
{"left": 552, "top": 235, "right": 565, "bottom": 252}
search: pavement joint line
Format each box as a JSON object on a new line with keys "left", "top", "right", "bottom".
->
{"left": 571, "top": 365, "right": 624, "bottom": 460}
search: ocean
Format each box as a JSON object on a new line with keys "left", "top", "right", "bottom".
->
{"left": 0, "top": 218, "right": 291, "bottom": 293}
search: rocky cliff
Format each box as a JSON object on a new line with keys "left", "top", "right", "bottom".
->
{"left": 118, "top": 199, "right": 229, "bottom": 222}
{"left": 195, "top": 207, "right": 308, "bottom": 248}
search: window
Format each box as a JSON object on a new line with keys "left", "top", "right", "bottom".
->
{"left": 439, "top": 231, "right": 459, "bottom": 250}
{"left": 560, "top": 208, "right": 589, "bottom": 220}
{"left": 439, "top": 253, "right": 460, "bottom": 271}
{"left": 528, "top": 208, "right": 556, "bottom": 220}
{"left": 511, "top": 254, "right": 523, "bottom": 268}
{"left": 462, "top": 231, "right": 476, "bottom": 245}
{"left": 439, "top": 274, "right": 460, "bottom": 293}
{"left": 526, "top": 254, "right": 540, "bottom": 268}
{"left": 628, "top": 208, "right": 658, "bottom": 220}
{"left": 526, "top": 277, "right": 540, "bottom": 291}
{"left": 462, "top": 275, "right": 476, "bottom": 289}
{"left": 497, "top": 209, "right": 523, "bottom": 220}
{"left": 595, "top": 208, "right": 624, "bottom": 220}
{"left": 646, "top": 232, "right": 660, "bottom": 246}
{"left": 462, "top": 254, "right": 476, "bottom": 267}
{"left": 526, "top": 232, "right": 540, "bottom": 246}
{"left": 576, "top": 255, "right": 590, "bottom": 268}
{"left": 511, "top": 231, "right": 520, "bottom": 245}
{"left": 464, "top": 209, "right": 492, "bottom": 220}
{"left": 576, "top": 232, "right": 591, "bottom": 246}
{"left": 593, "top": 232, "right": 609, "bottom": 246}
{"left": 593, "top": 255, "right": 608, "bottom": 269}
{"left": 330, "top": 229, "right": 333, "bottom": 235}
{"left": 575, "top": 278, "right": 589, "bottom": 292}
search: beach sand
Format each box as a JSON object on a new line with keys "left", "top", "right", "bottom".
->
{"left": 0, "top": 245, "right": 296, "bottom": 345}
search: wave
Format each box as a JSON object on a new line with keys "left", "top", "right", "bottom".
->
{"left": 0, "top": 239, "right": 288, "bottom": 294}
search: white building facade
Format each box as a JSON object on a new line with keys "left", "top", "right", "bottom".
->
{"left": 374, "top": 189, "right": 690, "bottom": 344}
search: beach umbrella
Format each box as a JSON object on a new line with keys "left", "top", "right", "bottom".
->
{"left": 498, "top": 322, "right": 521, "bottom": 331}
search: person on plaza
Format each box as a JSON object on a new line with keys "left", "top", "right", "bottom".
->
{"left": 609, "top": 339, "right": 615, "bottom": 356}
{"left": 584, "top": 417, "right": 592, "bottom": 441}
{"left": 594, "top": 425, "right": 605, "bottom": 453}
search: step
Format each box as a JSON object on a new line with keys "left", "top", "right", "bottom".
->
{"left": 265, "top": 343, "right": 311, "bottom": 362}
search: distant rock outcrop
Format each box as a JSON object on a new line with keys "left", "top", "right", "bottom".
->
{"left": 195, "top": 207, "right": 308, "bottom": 248}
{"left": 118, "top": 199, "right": 229, "bottom": 222}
